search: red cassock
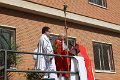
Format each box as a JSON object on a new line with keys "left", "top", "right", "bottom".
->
{"left": 54, "top": 40, "right": 70, "bottom": 78}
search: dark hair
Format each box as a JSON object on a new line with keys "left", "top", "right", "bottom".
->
{"left": 42, "top": 26, "right": 50, "bottom": 34}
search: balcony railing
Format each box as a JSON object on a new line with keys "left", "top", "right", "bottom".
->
{"left": 0, "top": 50, "right": 78, "bottom": 80}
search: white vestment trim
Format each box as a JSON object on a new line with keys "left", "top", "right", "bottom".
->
{"left": 70, "top": 56, "right": 88, "bottom": 80}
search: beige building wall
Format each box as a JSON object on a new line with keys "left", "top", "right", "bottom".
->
{"left": 25, "top": 0, "right": 120, "bottom": 25}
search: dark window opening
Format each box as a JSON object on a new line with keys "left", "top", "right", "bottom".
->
{"left": 89, "top": 0, "right": 107, "bottom": 7}
{"left": 0, "top": 27, "right": 16, "bottom": 79}
{"left": 93, "top": 42, "right": 115, "bottom": 72}
{"left": 50, "top": 34, "right": 76, "bottom": 54}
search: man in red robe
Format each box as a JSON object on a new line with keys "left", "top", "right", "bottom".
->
{"left": 54, "top": 34, "right": 70, "bottom": 80}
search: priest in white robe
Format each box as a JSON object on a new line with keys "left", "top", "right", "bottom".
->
{"left": 36, "top": 26, "right": 58, "bottom": 79}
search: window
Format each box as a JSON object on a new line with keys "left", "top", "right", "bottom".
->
{"left": 89, "top": 0, "right": 107, "bottom": 7}
{"left": 50, "top": 34, "right": 76, "bottom": 54}
{"left": 0, "top": 27, "right": 15, "bottom": 66}
{"left": 93, "top": 41, "right": 115, "bottom": 72}
{"left": 0, "top": 27, "right": 15, "bottom": 79}
{"left": 0, "top": 27, "right": 15, "bottom": 77}
{"left": 0, "top": 27, "right": 15, "bottom": 49}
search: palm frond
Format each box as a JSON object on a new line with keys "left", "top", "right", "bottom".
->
{"left": 0, "top": 34, "right": 11, "bottom": 50}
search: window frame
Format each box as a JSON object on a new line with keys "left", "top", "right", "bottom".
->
{"left": 0, "top": 26, "right": 16, "bottom": 78}
{"left": 88, "top": 0, "right": 107, "bottom": 8}
{"left": 92, "top": 40, "right": 115, "bottom": 73}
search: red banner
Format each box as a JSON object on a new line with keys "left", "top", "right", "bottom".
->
{"left": 78, "top": 44, "right": 95, "bottom": 80}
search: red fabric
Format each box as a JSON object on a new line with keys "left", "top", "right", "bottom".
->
{"left": 55, "top": 40, "right": 62, "bottom": 55}
{"left": 54, "top": 40, "right": 70, "bottom": 77}
{"left": 78, "top": 44, "right": 94, "bottom": 80}
{"left": 62, "top": 50, "right": 71, "bottom": 77}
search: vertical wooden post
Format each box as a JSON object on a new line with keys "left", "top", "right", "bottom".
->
{"left": 63, "top": 3, "right": 69, "bottom": 55}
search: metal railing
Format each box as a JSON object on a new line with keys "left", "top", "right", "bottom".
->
{"left": 0, "top": 50, "right": 78, "bottom": 80}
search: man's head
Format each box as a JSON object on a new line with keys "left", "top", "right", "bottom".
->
{"left": 58, "top": 34, "right": 65, "bottom": 41}
{"left": 42, "top": 26, "right": 51, "bottom": 37}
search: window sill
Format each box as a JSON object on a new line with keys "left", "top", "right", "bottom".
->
{"left": 88, "top": 2, "right": 107, "bottom": 9}
{"left": 95, "top": 70, "right": 116, "bottom": 74}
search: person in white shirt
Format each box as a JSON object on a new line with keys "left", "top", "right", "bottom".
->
{"left": 36, "top": 26, "right": 58, "bottom": 79}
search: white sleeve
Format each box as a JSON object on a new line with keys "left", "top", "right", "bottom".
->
{"left": 33, "top": 37, "right": 45, "bottom": 60}
{"left": 33, "top": 48, "right": 38, "bottom": 60}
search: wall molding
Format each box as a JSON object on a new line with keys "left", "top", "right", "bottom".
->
{"left": 0, "top": 24, "right": 16, "bottom": 29}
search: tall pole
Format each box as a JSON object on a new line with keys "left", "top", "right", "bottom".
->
{"left": 62, "top": 1, "right": 70, "bottom": 80}
{"left": 63, "top": 2, "right": 69, "bottom": 55}
{"left": 63, "top": 4, "right": 70, "bottom": 80}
